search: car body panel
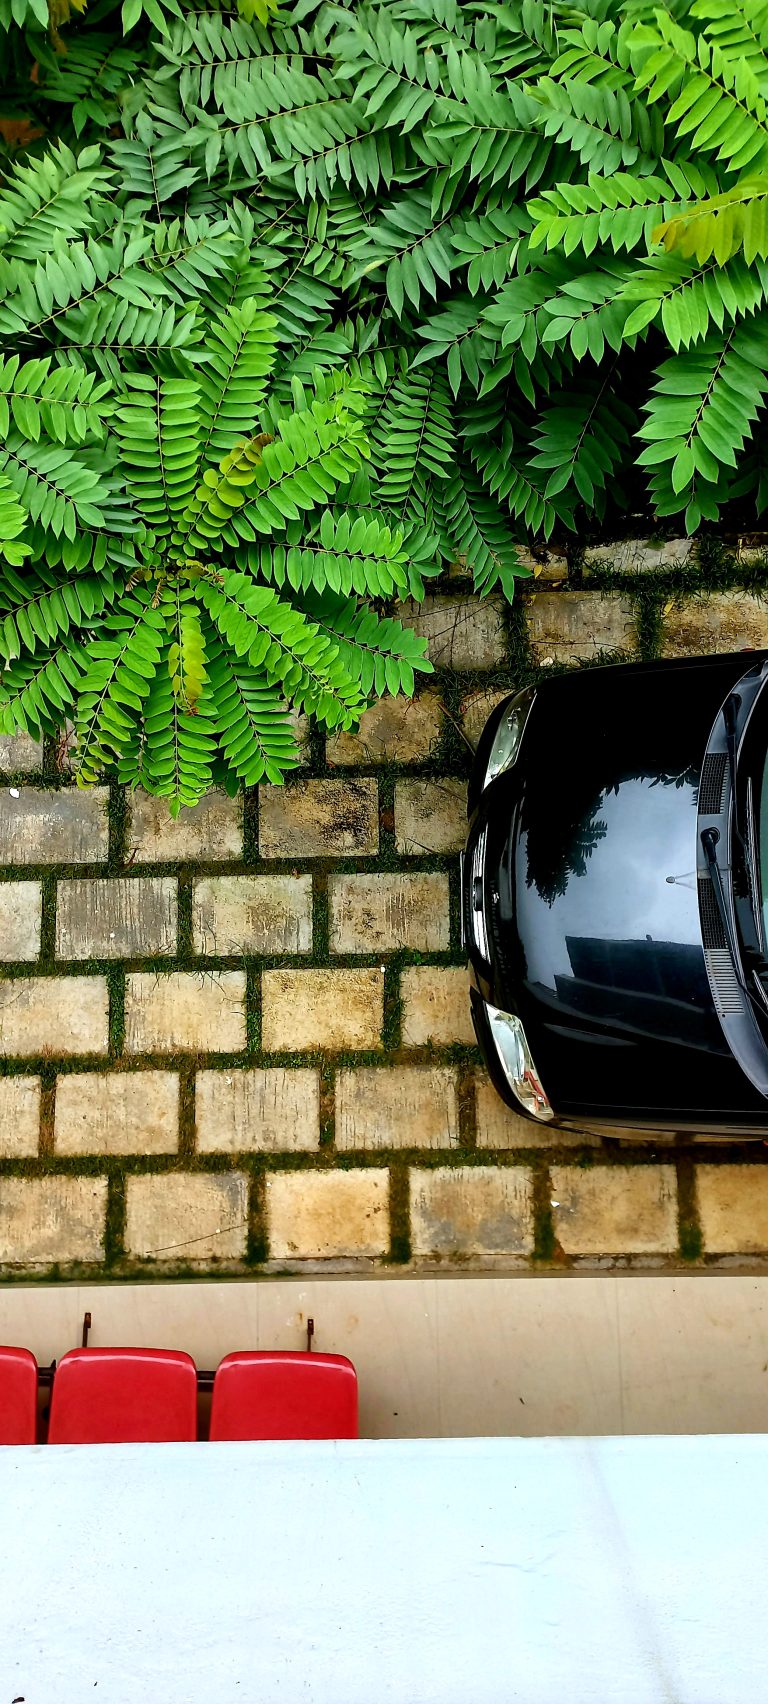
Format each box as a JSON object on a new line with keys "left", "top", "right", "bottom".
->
{"left": 465, "top": 652, "right": 768, "bottom": 1133}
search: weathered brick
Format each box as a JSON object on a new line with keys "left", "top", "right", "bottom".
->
{"left": 336, "top": 1066, "right": 459, "bottom": 1149}
{"left": 526, "top": 591, "right": 636, "bottom": 664}
{"left": 0, "top": 1076, "right": 40, "bottom": 1157}
{"left": 0, "top": 1176, "right": 107, "bottom": 1266}
{"left": 326, "top": 693, "right": 444, "bottom": 766}
{"left": 125, "top": 1172, "right": 248, "bottom": 1262}
{"left": 661, "top": 592, "right": 768, "bottom": 658}
{"left": 55, "top": 877, "right": 177, "bottom": 959}
{"left": 460, "top": 688, "right": 512, "bottom": 750}
{"left": 261, "top": 968, "right": 384, "bottom": 1052}
{"left": 196, "top": 1067, "right": 320, "bottom": 1153}
{"left": 410, "top": 1165, "right": 534, "bottom": 1258}
{"left": 0, "top": 976, "right": 108, "bottom": 1057}
{"left": 550, "top": 1164, "right": 678, "bottom": 1254}
{"left": 0, "top": 881, "right": 41, "bottom": 961}
{"left": 396, "top": 595, "right": 507, "bottom": 669}
{"left": 124, "top": 971, "right": 246, "bottom": 1053}
{"left": 0, "top": 786, "right": 109, "bottom": 864}
{"left": 696, "top": 1165, "right": 768, "bottom": 1254}
{"left": 516, "top": 545, "right": 568, "bottom": 583}
{"left": 54, "top": 1070, "right": 178, "bottom": 1155}
{"left": 401, "top": 966, "right": 474, "bottom": 1046}
{"left": 583, "top": 538, "right": 694, "bottom": 576}
{"left": 127, "top": 789, "right": 243, "bottom": 862}
{"left": 329, "top": 872, "right": 449, "bottom": 953}
{"left": 259, "top": 779, "right": 378, "bottom": 858}
{"left": 0, "top": 733, "right": 43, "bottom": 773}
{"left": 474, "top": 1074, "right": 601, "bottom": 1149}
{"left": 192, "top": 875, "right": 312, "bottom": 956}
{"left": 395, "top": 778, "right": 467, "bottom": 854}
{"left": 267, "top": 1168, "right": 389, "bottom": 1259}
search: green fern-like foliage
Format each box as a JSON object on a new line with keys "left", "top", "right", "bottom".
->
{"left": 0, "top": 298, "right": 433, "bottom": 809}
{"left": 3, "top": 0, "right": 768, "bottom": 809}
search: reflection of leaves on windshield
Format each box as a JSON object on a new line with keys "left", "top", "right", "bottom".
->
{"left": 525, "top": 766, "right": 697, "bottom": 908}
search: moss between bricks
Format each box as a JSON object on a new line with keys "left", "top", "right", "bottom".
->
{"left": 676, "top": 1153, "right": 704, "bottom": 1263}
{"left": 1, "top": 552, "right": 768, "bottom": 1280}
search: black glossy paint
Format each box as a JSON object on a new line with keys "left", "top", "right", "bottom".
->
{"left": 465, "top": 652, "right": 768, "bottom": 1133}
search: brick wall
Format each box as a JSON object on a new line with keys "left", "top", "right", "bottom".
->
{"left": 1, "top": 545, "right": 768, "bottom": 1277}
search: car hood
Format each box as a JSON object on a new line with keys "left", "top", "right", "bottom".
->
{"left": 475, "top": 652, "right": 768, "bottom": 1121}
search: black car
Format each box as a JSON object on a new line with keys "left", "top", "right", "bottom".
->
{"left": 463, "top": 650, "right": 768, "bottom": 1137}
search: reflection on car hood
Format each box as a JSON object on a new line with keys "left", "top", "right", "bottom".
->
{"left": 517, "top": 768, "right": 708, "bottom": 1027}
{"left": 482, "top": 653, "right": 767, "bottom": 1118}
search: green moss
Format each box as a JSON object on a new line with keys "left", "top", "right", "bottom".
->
{"left": 108, "top": 781, "right": 128, "bottom": 872}
{"left": 306, "top": 718, "right": 325, "bottom": 774}
{"left": 242, "top": 785, "right": 259, "bottom": 865}
{"left": 676, "top": 1153, "right": 704, "bottom": 1262}
{"left": 106, "top": 963, "right": 125, "bottom": 1060}
{"left": 104, "top": 1172, "right": 126, "bottom": 1267}
{"left": 381, "top": 962, "right": 402, "bottom": 1052}
{"left": 39, "top": 871, "right": 57, "bottom": 962}
{"left": 532, "top": 1165, "right": 556, "bottom": 1263}
{"left": 386, "top": 1162, "right": 411, "bottom": 1264}
{"left": 38, "top": 1065, "right": 56, "bottom": 1158}
{"left": 632, "top": 584, "right": 664, "bottom": 660}
{"left": 505, "top": 588, "right": 534, "bottom": 678}
{"left": 178, "top": 1065, "right": 196, "bottom": 1161}
{"left": 679, "top": 1218, "right": 703, "bottom": 1261}
{"left": 447, "top": 1063, "right": 475, "bottom": 1152}
{"left": 312, "top": 874, "right": 329, "bottom": 960}
{"left": 176, "top": 876, "right": 194, "bottom": 964}
{"left": 247, "top": 1168, "right": 269, "bottom": 1264}
{"left": 244, "top": 963, "right": 259, "bottom": 1054}
{"left": 42, "top": 734, "right": 59, "bottom": 785}
{"left": 318, "top": 1061, "right": 335, "bottom": 1149}
{"left": 375, "top": 765, "right": 397, "bottom": 814}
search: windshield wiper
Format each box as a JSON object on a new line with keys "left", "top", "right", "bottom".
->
{"left": 701, "top": 826, "right": 741, "bottom": 966}
{"left": 701, "top": 826, "right": 768, "bottom": 1027}
{"left": 723, "top": 694, "right": 749, "bottom": 870}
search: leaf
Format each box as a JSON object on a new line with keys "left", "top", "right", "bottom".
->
{"left": 196, "top": 295, "right": 278, "bottom": 471}
{"left": 435, "top": 464, "right": 528, "bottom": 597}
{"left": 638, "top": 321, "right": 768, "bottom": 512}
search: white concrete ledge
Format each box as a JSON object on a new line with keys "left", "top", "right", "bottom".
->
{"left": 0, "top": 1434, "right": 765, "bottom": 1704}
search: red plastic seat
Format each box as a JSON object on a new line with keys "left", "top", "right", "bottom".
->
{"left": 210, "top": 1352, "right": 358, "bottom": 1441}
{"left": 48, "top": 1348, "right": 198, "bottom": 1444}
{"left": 0, "top": 1346, "right": 38, "bottom": 1445}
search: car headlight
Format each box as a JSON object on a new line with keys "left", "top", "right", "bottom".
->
{"left": 486, "top": 1003, "right": 554, "bottom": 1122}
{"left": 483, "top": 688, "right": 536, "bottom": 789}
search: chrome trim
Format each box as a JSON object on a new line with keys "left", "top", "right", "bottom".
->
{"left": 468, "top": 825, "right": 489, "bottom": 962}
{"left": 485, "top": 1002, "right": 554, "bottom": 1123}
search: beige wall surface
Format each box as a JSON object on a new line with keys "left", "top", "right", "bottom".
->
{"left": 3, "top": 1271, "right": 768, "bottom": 1438}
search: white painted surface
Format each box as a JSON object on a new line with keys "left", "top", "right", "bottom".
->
{"left": 0, "top": 1434, "right": 765, "bottom": 1703}
{"left": 3, "top": 1273, "right": 768, "bottom": 1436}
